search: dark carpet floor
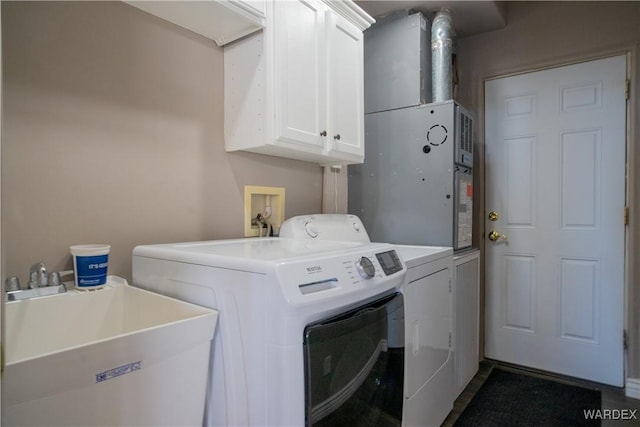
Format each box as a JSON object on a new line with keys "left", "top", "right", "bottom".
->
{"left": 454, "top": 367, "right": 602, "bottom": 427}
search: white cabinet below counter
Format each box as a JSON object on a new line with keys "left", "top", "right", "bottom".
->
{"left": 124, "top": 0, "right": 266, "bottom": 46}
{"left": 454, "top": 249, "right": 480, "bottom": 398}
{"left": 224, "top": 0, "right": 374, "bottom": 165}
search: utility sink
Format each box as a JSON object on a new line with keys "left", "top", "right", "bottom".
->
{"left": 3, "top": 277, "right": 218, "bottom": 427}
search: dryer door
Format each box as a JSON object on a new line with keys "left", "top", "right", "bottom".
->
{"left": 303, "top": 293, "right": 403, "bottom": 427}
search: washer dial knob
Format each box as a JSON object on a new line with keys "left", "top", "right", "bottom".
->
{"left": 304, "top": 221, "right": 318, "bottom": 238}
{"left": 355, "top": 257, "right": 375, "bottom": 279}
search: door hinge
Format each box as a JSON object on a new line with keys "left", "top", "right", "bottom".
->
{"left": 624, "top": 329, "right": 628, "bottom": 350}
{"left": 449, "top": 279, "right": 452, "bottom": 293}
{"left": 448, "top": 332, "right": 452, "bottom": 348}
{"left": 625, "top": 79, "right": 630, "bottom": 100}
{"left": 624, "top": 206, "right": 629, "bottom": 225}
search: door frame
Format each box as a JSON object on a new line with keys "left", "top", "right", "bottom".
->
{"left": 478, "top": 51, "right": 632, "bottom": 382}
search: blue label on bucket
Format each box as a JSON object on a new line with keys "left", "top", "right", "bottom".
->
{"left": 75, "top": 254, "right": 108, "bottom": 287}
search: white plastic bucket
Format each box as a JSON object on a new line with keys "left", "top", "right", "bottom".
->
{"left": 70, "top": 244, "right": 111, "bottom": 289}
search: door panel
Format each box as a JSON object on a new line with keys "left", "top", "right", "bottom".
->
{"left": 505, "top": 137, "right": 535, "bottom": 227}
{"left": 503, "top": 255, "right": 535, "bottom": 332}
{"left": 561, "top": 130, "right": 600, "bottom": 228}
{"left": 484, "top": 55, "right": 626, "bottom": 386}
{"left": 560, "top": 258, "right": 598, "bottom": 342}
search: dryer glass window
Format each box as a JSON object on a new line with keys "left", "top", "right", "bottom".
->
{"left": 303, "top": 293, "right": 404, "bottom": 427}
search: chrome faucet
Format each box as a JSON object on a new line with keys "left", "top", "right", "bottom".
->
{"left": 5, "top": 262, "right": 67, "bottom": 301}
{"left": 28, "top": 262, "right": 48, "bottom": 288}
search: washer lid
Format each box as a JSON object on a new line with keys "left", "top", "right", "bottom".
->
{"left": 159, "top": 238, "right": 364, "bottom": 258}
{"left": 133, "top": 237, "right": 386, "bottom": 271}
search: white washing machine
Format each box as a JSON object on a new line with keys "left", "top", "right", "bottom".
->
{"left": 132, "top": 233, "right": 407, "bottom": 426}
{"left": 281, "top": 215, "right": 455, "bottom": 427}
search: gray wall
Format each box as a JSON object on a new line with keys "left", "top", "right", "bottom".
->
{"left": 456, "top": 1, "right": 640, "bottom": 379}
{"left": 1, "top": 1, "right": 323, "bottom": 282}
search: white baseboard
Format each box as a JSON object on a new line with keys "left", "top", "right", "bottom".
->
{"left": 626, "top": 378, "right": 640, "bottom": 400}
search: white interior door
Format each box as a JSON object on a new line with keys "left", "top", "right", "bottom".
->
{"left": 484, "top": 55, "right": 626, "bottom": 386}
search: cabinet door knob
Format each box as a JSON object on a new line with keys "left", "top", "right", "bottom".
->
{"left": 320, "top": 130, "right": 327, "bottom": 137}
{"left": 334, "top": 134, "right": 341, "bottom": 140}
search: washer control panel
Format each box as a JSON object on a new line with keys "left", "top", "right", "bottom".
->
{"left": 281, "top": 248, "right": 405, "bottom": 299}
{"left": 375, "top": 250, "right": 403, "bottom": 276}
{"left": 279, "top": 214, "right": 371, "bottom": 243}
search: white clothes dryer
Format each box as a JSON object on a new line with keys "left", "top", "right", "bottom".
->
{"left": 132, "top": 235, "right": 406, "bottom": 426}
{"left": 281, "top": 215, "right": 455, "bottom": 427}
{"left": 393, "top": 244, "right": 454, "bottom": 427}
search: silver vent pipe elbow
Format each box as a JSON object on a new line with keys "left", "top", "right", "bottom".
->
{"left": 431, "top": 8, "right": 455, "bottom": 102}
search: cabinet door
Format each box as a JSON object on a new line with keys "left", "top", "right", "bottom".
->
{"left": 273, "top": 0, "right": 326, "bottom": 152}
{"left": 325, "top": 11, "right": 364, "bottom": 161}
{"left": 454, "top": 251, "right": 480, "bottom": 397}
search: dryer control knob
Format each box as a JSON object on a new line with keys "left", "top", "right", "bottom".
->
{"left": 355, "top": 257, "right": 375, "bottom": 279}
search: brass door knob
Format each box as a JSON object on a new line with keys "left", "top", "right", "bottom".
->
{"left": 488, "top": 230, "right": 507, "bottom": 242}
{"left": 488, "top": 211, "right": 499, "bottom": 221}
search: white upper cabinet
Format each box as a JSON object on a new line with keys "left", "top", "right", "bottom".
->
{"left": 325, "top": 10, "right": 365, "bottom": 160}
{"left": 273, "top": 0, "right": 327, "bottom": 153}
{"left": 224, "top": 0, "right": 374, "bottom": 165}
{"left": 124, "top": 0, "right": 266, "bottom": 46}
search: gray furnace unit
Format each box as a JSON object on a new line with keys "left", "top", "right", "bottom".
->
{"left": 349, "top": 12, "right": 474, "bottom": 250}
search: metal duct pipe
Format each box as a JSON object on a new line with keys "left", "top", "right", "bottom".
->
{"left": 431, "top": 8, "right": 455, "bottom": 102}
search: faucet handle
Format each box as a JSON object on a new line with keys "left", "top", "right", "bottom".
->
{"left": 48, "top": 272, "right": 61, "bottom": 286}
{"left": 5, "top": 276, "right": 21, "bottom": 292}
{"left": 28, "top": 270, "right": 39, "bottom": 289}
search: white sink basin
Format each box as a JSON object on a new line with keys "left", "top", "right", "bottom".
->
{"left": 3, "top": 277, "right": 218, "bottom": 427}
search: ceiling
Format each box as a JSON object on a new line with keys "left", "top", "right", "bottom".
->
{"left": 354, "top": 1, "right": 507, "bottom": 37}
